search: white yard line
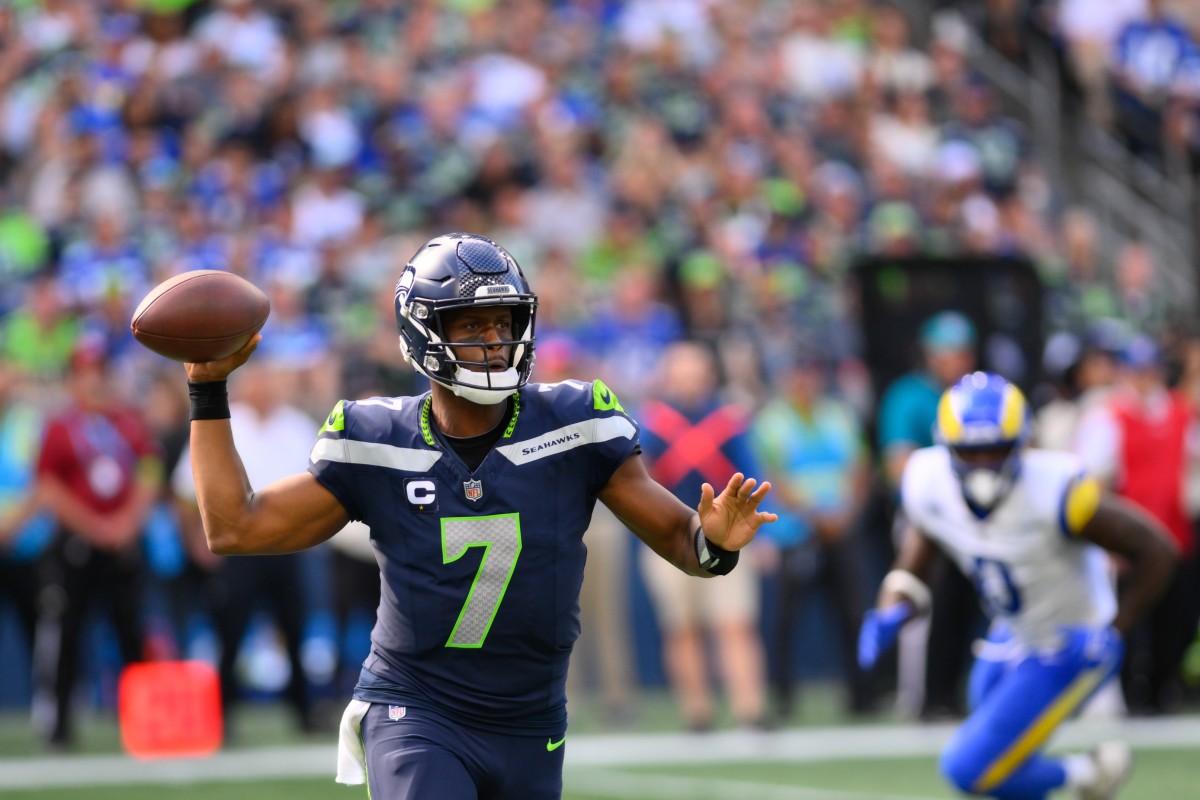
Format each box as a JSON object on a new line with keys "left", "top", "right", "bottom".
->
{"left": 0, "top": 716, "right": 1198, "bottom": 790}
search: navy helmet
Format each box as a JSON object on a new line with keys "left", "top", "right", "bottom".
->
{"left": 395, "top": 233, "right": 537, "bottom": 405}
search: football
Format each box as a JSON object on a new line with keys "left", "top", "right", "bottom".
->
{"left": 131, "top": 270, "right": 270, "bottom": 363}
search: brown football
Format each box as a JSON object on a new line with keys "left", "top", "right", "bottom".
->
{"left": 131, "top": 270, "right": 270, "bottom": 363}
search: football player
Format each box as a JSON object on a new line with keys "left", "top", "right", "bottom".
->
{"left": 859, "top": 372, "right": 1176, "bottom": 800}
{"left": 183, "top": 233, "right": 776, "bottom": 800}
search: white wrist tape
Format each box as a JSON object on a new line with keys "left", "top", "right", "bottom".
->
{"left": 882, "top": 569, "right": 932, "bottom": 615}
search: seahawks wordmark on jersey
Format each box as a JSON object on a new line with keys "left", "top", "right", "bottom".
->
{"left": 309, "top": 379, "right": 638, "bottom": 735}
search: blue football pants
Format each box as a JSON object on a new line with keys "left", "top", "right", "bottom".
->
{"left": 939, "top": 635, "right": 1121, "bottom": 799}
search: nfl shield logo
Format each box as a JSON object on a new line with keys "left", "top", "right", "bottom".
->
{"left": 463, "top": 479, "right": 483, "bottom": 502}
{"left": 388, "top": 705, "right": 406, "bottom": 721}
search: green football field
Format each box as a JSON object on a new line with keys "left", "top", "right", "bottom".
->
{"left": 0, "top": 750, "right": 1197, "bottom": 799}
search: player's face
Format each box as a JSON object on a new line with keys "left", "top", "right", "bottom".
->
{"left": 952, "top": 444, "right": 1013, "bottom": 469}
{"left": 442, "top": 306, "right": 515, "bottom": 372}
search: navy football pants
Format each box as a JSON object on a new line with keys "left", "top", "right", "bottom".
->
{"left": 361, "top": 703, "right": 565, "bottom": 800}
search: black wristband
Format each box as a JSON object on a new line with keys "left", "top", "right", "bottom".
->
{"left": 188, "top": 380, "right": 231, "bottom": 421}
{"left": 694, "top": 526, "right": 739, "bottom": 576}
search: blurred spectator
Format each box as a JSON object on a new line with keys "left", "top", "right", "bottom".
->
{"left": 1110, "top": 0, "right": 1193, "bottom": 157}
{"left": 750, "top": 351, "right": 875, "bottom": 718}
{"left": 1075, "top": 333, "right": 1199, "bottom": 714}
{"left": 1034, "top": 325, "right": 1122, "bottom": 452}
{"left": 870, "top": 90, "right": 939, "bottom": 178}
{"left": 866, "top": 5, "right": 934, "bottom": 96}
{"left": 194, "top": 0, "right": 286, "bottom": 82}
{"left": 940, "top": 79, "right": 1030, "bottom": 197}
{"left": 58, "top": 213, "right": 148, "bottom": 310}
{"left": 30, "top": 340, "right": 161, "bottom": 748}
{"left": 1113, "top": 241, "right": 1171, "bottom": 336}
{"left": 0, "top": 355, "right": 52, "bottom": 678}
{"left": 1, "top": 273, "right": 78, "bottom": 383}
{"left": 638, "top": 341, "right": 768, "bottom": 731}
{"left": 585, "top": 266, "right": 684, "bottom": 408}
{"left": 1055, "top": 0, "right": 1147, "bottom": 125}
{"left": 1043, "top": 208, "right": 1120, "bottom": 331}
{"left": 779, "top": 2, "right": 865, "bottom": 103}
{"left": 878, "top": 311, "right": 977, "bottom": 489}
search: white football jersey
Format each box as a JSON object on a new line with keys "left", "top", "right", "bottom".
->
{"left": 901, "top": 446, "right": 1116, "bottom": 649}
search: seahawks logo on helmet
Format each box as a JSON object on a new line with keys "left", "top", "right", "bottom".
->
{"left": 395, "top": 233, "right": 538, "bottom": 406}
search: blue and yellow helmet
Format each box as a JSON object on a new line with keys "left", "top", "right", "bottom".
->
{"left": 936, "top": 372, "right": 1030, "bottom": 513}
{"left": 936, "top": 371, "right": 1030, "bottom": 450}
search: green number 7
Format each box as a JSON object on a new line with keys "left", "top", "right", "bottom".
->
{"left": 441, "top": 513, "right": 522, "bottom": 648}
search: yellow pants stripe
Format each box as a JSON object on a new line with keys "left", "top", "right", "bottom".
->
{"left": 973, "top": 661, "right": 1112, "bottom": 792}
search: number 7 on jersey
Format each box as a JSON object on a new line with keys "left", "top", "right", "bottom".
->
{"left": 441, "top": 514, "right": 523, "bottom": 648}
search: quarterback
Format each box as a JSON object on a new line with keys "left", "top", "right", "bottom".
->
{"left": 182, "top": 233, "right": 776, "bottom": 799}
{"left": 859, "top": 372, "right": 1175, "bottom": 799}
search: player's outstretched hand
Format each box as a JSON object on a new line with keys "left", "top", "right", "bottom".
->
{"left": 697, "top": 472, "right": 777, "bottom": 552}
{"left": 184, "top": 334, "right": 262, "bottom": 383}
{"left": 857, "top": 604, "right": 913, "bottom": 670}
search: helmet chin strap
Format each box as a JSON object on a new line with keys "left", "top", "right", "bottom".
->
{"left": 449, "top": 366, "right": 519, "bottom": 405}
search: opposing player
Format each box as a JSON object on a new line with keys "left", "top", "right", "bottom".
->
{"left": 858, "top": 372, "right": 1175, "bottom": 800}
{"left": 184, "top": 233, "right": 776, "bottom": 799}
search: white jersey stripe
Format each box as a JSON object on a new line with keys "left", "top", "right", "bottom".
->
{"left": 310, "top": 437, "right": 442, "bottom": 472}
{"left": 496, "top": 416, "right": 636, "bottom": 466}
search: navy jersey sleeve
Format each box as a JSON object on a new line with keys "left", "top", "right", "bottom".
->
{"left": 586, "top": 379, "right": 641, "bottom": 494}
{"left": 308, "top": 400, "right": 365, "bottom": 521}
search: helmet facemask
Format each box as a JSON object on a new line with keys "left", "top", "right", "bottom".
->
{"left": 948, "top": 442, "right": 1022, "bottom": 512}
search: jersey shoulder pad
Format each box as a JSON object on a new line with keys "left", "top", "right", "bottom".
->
{"left": 1022, "top": 449, "right": 1099, "bottom": 537}
{"left": 522, "top": 379, "right": 630, "bottom": 427}
{"left": 311, "top": 395, "right": 439, "bottom": 472}
{"left": 1020, "top": 449, "right": 1085, "bottom": 508}
{"left": 317, "top": 396, "right": 423, "bottom": 445}
{"left": 501, "top": 380, "right": 639, "bottom": 470}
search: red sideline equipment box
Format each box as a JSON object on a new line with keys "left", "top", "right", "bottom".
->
{"left": 118, "top": 661, "right": 223, "bottom": 759}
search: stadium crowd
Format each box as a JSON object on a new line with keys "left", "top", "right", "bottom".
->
{"left": 1, "top": 0, "right": 1199, "bottom": 747}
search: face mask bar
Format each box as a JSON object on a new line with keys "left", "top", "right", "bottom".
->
{"left": 949, "top": 442, "right": 1022, "bottom": 511}
{"left": 399, "top": 293, "right": 537, "bottom": 401}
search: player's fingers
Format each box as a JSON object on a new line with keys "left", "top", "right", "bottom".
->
{"left": 698, "top": 482, "right": 715, "bottom": 516}
{"left": 756, "top": 511, "right": 778, "bottom": 524}
{"left": 736, "top": 477, "right": 757, "bottom": 501}
{"left": 234, "top": 334, "right": 262, "bottom": 362}
{"left": 747, "top": 481, "right": 772, "bottom": 506}
{"left": 722, "top": 472, "right": 744, "bottom": 498}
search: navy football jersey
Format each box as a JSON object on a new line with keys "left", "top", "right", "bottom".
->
{"left": 309, "top": 379, "right": 639, "bottom": 734}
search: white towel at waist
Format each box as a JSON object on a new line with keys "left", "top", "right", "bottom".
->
{"left": 335, "top": 699, "right": 372, "bottom": 785}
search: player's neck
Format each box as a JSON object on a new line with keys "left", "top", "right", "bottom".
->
{"left": 429, "top": 384, "right": 510, "bottom": 438}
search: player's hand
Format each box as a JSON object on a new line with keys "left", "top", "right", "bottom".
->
{"left": 697, "top": 473, "right": 777, "bottom": 551}
{"left": 184, "top": 334, "right": 261, "bottom": 383}
{"left": 857, "top": 604, "right": 913, "bottom": 670}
